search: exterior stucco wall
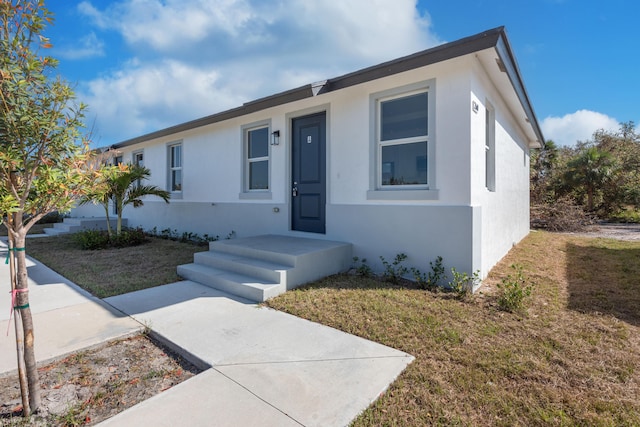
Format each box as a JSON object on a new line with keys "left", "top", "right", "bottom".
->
{"left": 470, "top": 58, "right": 531, "bottom": 275}
{"left": 74, "top": 199, "right": 481, "bottom": 276}
{"left": 71, "top": 53, "right": 532, "bottom": 279}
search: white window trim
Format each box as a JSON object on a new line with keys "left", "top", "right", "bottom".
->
{"left": 167, "top": 141, "right": 183, "bottom": 199}
{"left": 368, "top": 80, "right": 437, "bottom": 200}
{"left": 239, "top": 120, "right": 272, "bottom": 200}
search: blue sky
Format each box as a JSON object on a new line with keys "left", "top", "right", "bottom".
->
{"left": 43, "top": 0, "right": 639, "bottom": 147}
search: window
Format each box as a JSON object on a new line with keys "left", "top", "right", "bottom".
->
{"left": 168, "top": 143, "right": 182, "bottom": 192}
{"left": 245, "top": 126, "right": 269, "bottom": 191}
{"left": 133, "top": 151, "right": 144, "bottom": 167}
{"left": 485, "top": 102, "right": 496, "bottom": 191}
{"left": 377, "top": 91, "right": 429, "bottom": 188}
{"left": 133, "top": 151, "right": 144, "bottom": 187}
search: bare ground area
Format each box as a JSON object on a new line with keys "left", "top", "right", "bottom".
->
{"left": 563, "top": 222, "right": 640, "bottom": 241}
{"left": 0, "top": 334, "right": 202, "bottom": 426}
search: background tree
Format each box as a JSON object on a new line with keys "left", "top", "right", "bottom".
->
{"left": 530, "top": 122, "right": 640, "bottom": 229}
{"left": 530, "top": 139, "right": 559, "bottom": 205}
{"left": 0, "top": 0, "right": 90, "bottom": 416}
{"left": 561, "top": 146, "right": 614, "bottom": 212}
{"left": 81, "top": 163, "right": 170, "bottom": 237}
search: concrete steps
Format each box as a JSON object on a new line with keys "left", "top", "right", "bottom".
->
{"left": 43, "top": 217, "right": 127, "bottom": 236}
{"left": 177, "top": 235, "right": 352, "bottom": 302}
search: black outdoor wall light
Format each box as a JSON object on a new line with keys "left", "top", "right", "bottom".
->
{"left": 271, "top": 130, "right": 280, "bottom": 146}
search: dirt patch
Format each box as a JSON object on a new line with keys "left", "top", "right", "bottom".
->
{"left": 0, "top": 334, "right": 202, "bottom": 426}
{"left": 562, "top": 223, "right": 640, "bottom": 241}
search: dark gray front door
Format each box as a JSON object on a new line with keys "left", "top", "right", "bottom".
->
{"left": 291, "top": 112, "right": 326, "bottom": 233}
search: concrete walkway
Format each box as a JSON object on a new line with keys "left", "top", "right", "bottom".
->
{"left": 0, "top": 238, "right": 413, "bottom": 426}
{"left": 0, "top": 239, "right": 142, "bottom": 375}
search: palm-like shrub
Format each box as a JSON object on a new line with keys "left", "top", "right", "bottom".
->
{"left": 81, "top": 164, "right": 170, "bottom": 237}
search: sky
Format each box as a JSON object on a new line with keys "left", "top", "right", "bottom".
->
{"left": 42, "top": 0, "right": 639, "bottom": 148}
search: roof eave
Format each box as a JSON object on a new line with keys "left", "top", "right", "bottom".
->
{"left": 494, "top": 30, "right": 544, "bottom": 148}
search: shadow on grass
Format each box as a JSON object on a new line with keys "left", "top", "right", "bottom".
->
{"left": 566, "top": 241, "right": 640, "bottom": 326}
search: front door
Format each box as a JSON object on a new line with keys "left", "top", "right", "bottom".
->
{"left": 291, "top": 112, "right": 326, "bottom": 233}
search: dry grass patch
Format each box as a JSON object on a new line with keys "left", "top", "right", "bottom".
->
{"left": 266, "top": 231, "right": 640, "bottom": 426}
{"left": 24, "top": 234, "right": 206, "bottom": 298}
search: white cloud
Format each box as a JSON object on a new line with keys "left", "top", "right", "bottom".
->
{"left": 79, "top": 60, "right": 246, "bottom": 145}
{"left": 57, "top": 32, "right": 105, "bottom": 60}
{"left": 541, "top": 110, "right": 620, "bottom": 146}
{"left": 75, "top": 0, "right": 441, "bottom": 145}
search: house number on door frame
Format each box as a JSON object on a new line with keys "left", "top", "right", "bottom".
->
{"left": 307, "top": 136, "right": 312, "bottom": 144}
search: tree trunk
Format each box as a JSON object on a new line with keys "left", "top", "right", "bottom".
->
{"left": 13, "top": 231, "right": 41, "bottom": 412}
{"left": 116, "top": 197, "right": 123, "bottom": 236}
{"left": 103, "top": 200, "right": 113, "bottom": 238}
{"left": 7, "top": 238, "right": 30, "bottom": 417}
{"left": 587, "top": 186, "right": 595, "bottom": 211}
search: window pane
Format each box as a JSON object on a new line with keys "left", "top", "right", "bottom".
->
{"left": 248, "top": 128, "right": 269, "bottom": 158}
{"left": 249, "top": 160, "right": 269, "bottom": 190}
{"left": 381, "top": 92, "right": 428, "bottom": 141}
{"left": 172, "top": 170, "right": 182, "bottom": 191}
{"left": 381, "top": 141, "right": 427, "bottom": 185}
{"left": 171, "top": 145, "right": 181, "bottom": 168}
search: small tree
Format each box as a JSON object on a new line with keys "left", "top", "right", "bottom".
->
{"left": 562, "top": 146, "right": 615, "bottom": 212}
{"left": 81, "top": 163, "right": 170, "bottom": 237}
{"left": 0, "top": 0, "right": 90, "bottom": 415}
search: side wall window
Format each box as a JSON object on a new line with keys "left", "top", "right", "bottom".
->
{"left": 485, "top": 102, "right": 496, "bottom": 191}
{"left": 133, "top": 151, "right": 144, "bottom": 187}
{"left": 245, "top": 125, "right": 269, "bottom": 191}
{"left": 168, "top": 143, "right": 182, "bottom": 193}
{"left": 133, "top": 151, "right": 144, "bottom": 167}
{"left": 377, "top": 90, "right": 430, "bottom": 189}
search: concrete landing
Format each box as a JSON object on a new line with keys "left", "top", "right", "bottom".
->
{"left": 178, "top": 234, "right": 352, "bottom": 302}
{"left": 103, "top": 281, "right": 413, "bottom": 427}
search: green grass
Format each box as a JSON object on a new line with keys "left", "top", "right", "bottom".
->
{"left": 266, "top": 231, "right": 640, "bottom": 426}
{"left": 24, "top": 234, "right": 206, "bottom": 298}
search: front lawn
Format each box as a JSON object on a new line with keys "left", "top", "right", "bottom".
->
{"left": 25, "top": 234, "right": 206, "bottom": 298}
{"left": 21, "top": 230, "right": 640, "bottom": 425}
{"left": 266, "top": 231, "right": 640, "bottom": 426}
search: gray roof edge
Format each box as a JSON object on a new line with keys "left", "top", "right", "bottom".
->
{"left": 114, "top": 84, "right": 315, "bottom": 149}
{"left": 113, "top": 26, "right": 542, "bottom": 149}
{"left": 494, "top": 29, "right": 545, "bottom": 147}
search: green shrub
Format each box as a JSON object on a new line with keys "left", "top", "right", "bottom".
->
{"left": 352, "top": 256, "right": 373, "bottom": 277}
{"left": 74, "top": 227, "right": 148, "bottom": 250}
{"left": 380, "top": 253, "right": 408, "bottom": 284}
{"left": 36, "top": 211, "right": 64, "bottom": 224}
{"left": 412, "top": 256, "right": 446, "bottom": 290}
{"left": 146, "top": 226, "right": 228, "bottom": 244}
{"left": 496, "top": 264, "right": 534, "bottom": 312}
{"left": 448, "top": 268, "right": 480, "bottom": 299}
{"left": 111, "top": 228, "right": 149, "bottom": 248}
{"left": 73, "top": 229, "right": 111, "bottom": 250}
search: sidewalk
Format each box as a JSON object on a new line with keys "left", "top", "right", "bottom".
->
{"left": 1, "top": 238, "right": 414, "bottom": 426}
{"left": 0, "top": 238, "right": 142, "bottom": 375}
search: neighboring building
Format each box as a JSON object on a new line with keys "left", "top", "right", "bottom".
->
{"left": 73, "top": 27, "right": 543, "bottom": 279}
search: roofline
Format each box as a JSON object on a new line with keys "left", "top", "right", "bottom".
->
{"left": 493, "top": 29, "right": 545, "bottom": 147}
{"left": 113, "top": 26, "right": 543, "bottom": 149}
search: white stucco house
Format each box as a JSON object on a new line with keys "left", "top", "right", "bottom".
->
{"left": 72, "top": 27, "right": 543, "bottom": 288}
